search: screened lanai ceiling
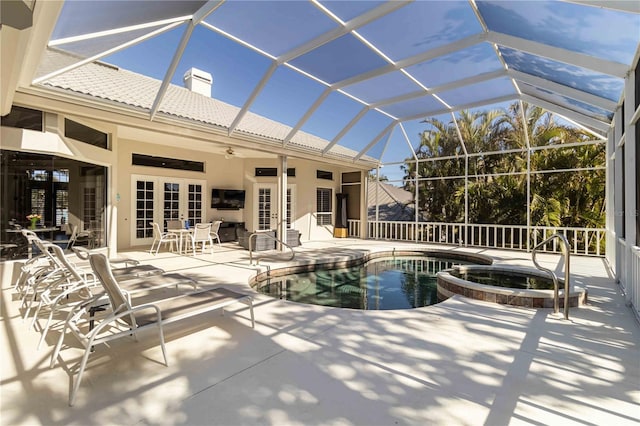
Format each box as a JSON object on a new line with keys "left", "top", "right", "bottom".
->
{"left": 27, "top": 1, "right": 640, "bottom": 165}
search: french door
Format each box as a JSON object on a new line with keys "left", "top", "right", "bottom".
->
{"left": 132, "top": 175, "right": 206, "bottom": 246}
{"left": 254, "top": 183, "right": 295, "bottom": 231}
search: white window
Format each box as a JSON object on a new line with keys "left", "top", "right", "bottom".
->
{"left": 83, "top": 187, "right": 97, "bottom": 227}
{"left": 286, "top": 187, "right": 293, "bottom": 229}
{"left": 316, "top": 188, "right": 332, "bottom": 226}
{"left": 187, "top": 183, "right": 203, "bottom": 226}
{"left": 134, "top": 179, "right": 155, "bottom": 239}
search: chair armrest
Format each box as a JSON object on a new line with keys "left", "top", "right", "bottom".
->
{"left": 87, "top": 302, "right": 164, "bottom": 342}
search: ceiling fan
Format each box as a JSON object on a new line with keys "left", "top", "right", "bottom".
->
{"left": 222, "top": 147, "right": 265, "bottom": 159}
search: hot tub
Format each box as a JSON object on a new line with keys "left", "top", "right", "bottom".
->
{"left": 437, "top": 265, "right": 587, "bottom": 308}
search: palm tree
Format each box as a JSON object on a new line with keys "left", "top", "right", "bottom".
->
{"left": 402, "top": 118, "right": 465, "bottom": 222}
{"left": 395, "top": 102, "right": 605, "bottom": 232}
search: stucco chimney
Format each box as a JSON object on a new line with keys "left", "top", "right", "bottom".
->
{"left": 183, "top": 67, "right": 212, "bottom": 97}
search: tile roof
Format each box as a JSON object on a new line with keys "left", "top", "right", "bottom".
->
{"left": 39, "top": 50, "right": 375, "bottom": 164}
{"left": 368, "top": 180, "right": 419, "bottom": 221}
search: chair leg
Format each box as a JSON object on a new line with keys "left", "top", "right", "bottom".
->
{"left": 29, "top": 299, "right": 44, "bottom": 330}
{"left": 70, "top": 337, "right": 96, "bottom": 406}
{"left": 157, "top": 323, "right": 168, "bottom": 367}
{"left": 50, "top": 319, "right": 70, "bottom": 368}
{"left": 37, "top": 309, "right": 55, "bottom": 350}
{"left": 51, "top": 333, "right": 63, "bottom": 369}
{"left": 23, "top": 291, "right": 39, "bottom": 322}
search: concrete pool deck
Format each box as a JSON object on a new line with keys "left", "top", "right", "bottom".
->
{"left": 1, "top": 239, "right": 638, "bottom": 425}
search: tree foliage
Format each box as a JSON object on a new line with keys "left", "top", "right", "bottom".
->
{"left": 401, "top": 102, "right": 605, "bottom": 228}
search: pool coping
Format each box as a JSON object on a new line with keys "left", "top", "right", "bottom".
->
{"left": 249, "top": 248, "right": 493, "bottom": 288}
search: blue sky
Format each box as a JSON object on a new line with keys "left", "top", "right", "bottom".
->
{"left": 52, "top": 0, "right": 635, "bottom": 181}
{"left": 102, "top": 22, "right": 434, "bottom": 173}
{"left": 102, "top": 22, "right": 518, "bottom": 177}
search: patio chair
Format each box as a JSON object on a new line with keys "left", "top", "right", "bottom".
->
{"left": 69, "top": 246, "right": 198, "bottom": 293}
{"left": 71, "top": 246, "right": 140, "bottom": 268}
{"left": 62, "top": 223, "right": 91, "bottom": 250}
{"left": 88, "top": 220, "right": 102, "bottom": 248}
{"left": 51, "top": 252, "right": 254, "bottom": 406}
{"left": 150, "top": 222, "right": 178, "bottom": 255}
{"left": 210, "top": 221, "right": 222, "bottom": 246}
{"left": 189, "top": 222, "right": 214, "bottom": 255}
{"left": 19, "top": 233, "right": 86, "bottom": 321}
{"left": 30, "top": 242, "right": 97, "bottom": 349}
{"left": 73, "top": 242, "right": 195, "bottom": 284}
{"left": 13, "top": 251, "right": 51, "bottom": 295}
{"left": 13, "top": 230, "right": 53, "bottom": 295}
{"left": 32, "top": 242, "right": 198, "bottom": 349}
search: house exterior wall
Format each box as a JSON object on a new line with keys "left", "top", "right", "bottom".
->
{"left": 115, "top": 140, "right": 352, "bottom": 248}
{"left": 241, "top": 158, "right": 344, "bottom": 241}
{"left": 0, "top": 113, "right": 118, "bottom": 255}
{"left": 115, "top": 138, "right": 246, "bottom": 249}
{"left": 2, "top": 98, "right": 366, "bottom": 254}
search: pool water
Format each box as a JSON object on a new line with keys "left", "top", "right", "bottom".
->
{"left": 450, "top": 269, "right": 556, "bottom": 290}
{"left": 254, "top": 257, "right": 472, "bottom": 310}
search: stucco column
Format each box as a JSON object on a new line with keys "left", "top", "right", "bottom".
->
{"left": 107, "top": 164, "right": 117, "bottom": 259}
{"left": 278, "top": 155, "right": 287, "bottom": 251}
{"left": 360, "top": 169, "right": 368, "bottom": 239}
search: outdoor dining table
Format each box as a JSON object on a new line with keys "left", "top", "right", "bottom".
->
{"left": 5, "top": 226, "right": 60, "bottom": 257}
{"left": 5, "top": 226, "right": 60, "bottom": 236}
{"left": 167, "top": 228, "right": 193, "bottom": 254}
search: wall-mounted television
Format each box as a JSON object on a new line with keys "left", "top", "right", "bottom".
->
{"left": 211, "top": 188, "right": 245, "bottom": 209}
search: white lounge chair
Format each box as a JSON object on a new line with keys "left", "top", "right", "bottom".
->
{"left": 50, "top": 252, "right": 254, "bottom": 406}
{"left": 29, "top": 241, "right": 195, "bottom": 350}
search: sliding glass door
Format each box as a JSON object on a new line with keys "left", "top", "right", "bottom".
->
{"left": 0, "top": 150, "right": 106, "bottom": 260}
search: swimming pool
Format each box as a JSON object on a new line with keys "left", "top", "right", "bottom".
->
{"left": 253, "top": 255, "right": 477, "bottom": 310}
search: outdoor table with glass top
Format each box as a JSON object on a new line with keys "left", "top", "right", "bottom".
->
{"left": 5, "top": 226, "right": 59, "bottom": 236}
